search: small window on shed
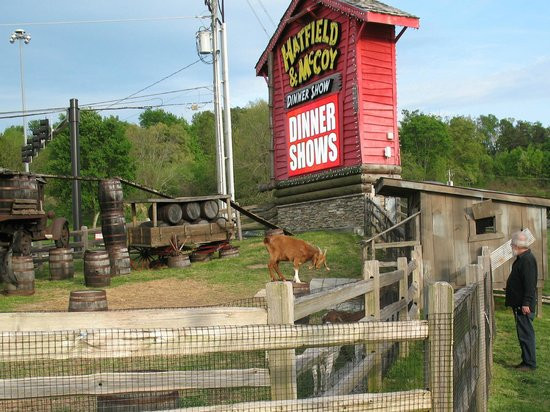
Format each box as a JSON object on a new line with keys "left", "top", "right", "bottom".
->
{"left": 468, "top": 200, "right": 504, "bottom": 242}
{"left": 475, "top": 216, "right": 496, "bottom": 234}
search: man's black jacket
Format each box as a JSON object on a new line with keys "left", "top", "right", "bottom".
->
{"left": 505, "top": 249, "right": 538, "bottom": 312}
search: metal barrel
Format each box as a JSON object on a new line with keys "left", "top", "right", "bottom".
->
{"left": 49, "top": 248, "right": 74, "bottom": 280}
{"left": 107, "top": 246, "right": 131, "bottom": 276}
{"left": 84, "top": 250, "right": 111, "bottom": 287}
{"left": 5, "top": 255, "right": 35, "bottom": 295}
{"left": 200, "top": 200, "right": 219, "bottom": 220}
{"left": 101, "top": 211, "right": 127, "bottom": 248}
{"left": 181, "top": 202, "right": 201, "bottom": 221}
{"left": 98, "top": 179, "right": 124, "bottom": 213}
{"left": 68, "top": 289, "right": 108, "bottom": 312}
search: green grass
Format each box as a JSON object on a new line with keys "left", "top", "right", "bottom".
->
{"left": 0, "top": 232, "right": 363, "bottom": 312}
{"left": 2, "top": 229, "right": 549, "bottom": 411}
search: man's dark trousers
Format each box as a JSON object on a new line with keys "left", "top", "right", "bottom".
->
{"left": 514, "top": 308, "right": 536, "bottom": 368}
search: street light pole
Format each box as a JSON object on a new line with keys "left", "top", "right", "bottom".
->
{"left": 9, "top": 29, "right": 31, "bottom": 173}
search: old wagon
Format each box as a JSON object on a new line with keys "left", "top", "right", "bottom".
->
{"left": 126, "top": 194, "right": 236, "bottom": 262}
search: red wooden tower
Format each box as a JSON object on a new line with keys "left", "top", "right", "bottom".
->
{"left": 256, "top": 0, "right": 419, "bottom": 233}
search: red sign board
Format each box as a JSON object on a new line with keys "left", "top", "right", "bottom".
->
{"left": 286, "top": 93, "right": 341, "bottom": 176}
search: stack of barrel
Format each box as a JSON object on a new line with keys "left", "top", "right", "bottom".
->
{"left": 98, "top": 179, "right": 131, "bottom": 277}
{"left": 147, "top": 199, "right": 221, "bottom": 226}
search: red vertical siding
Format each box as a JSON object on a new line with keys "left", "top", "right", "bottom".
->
{"left": 271, "top": 0, "right": 360, "bottom": 180}
{"left": 356, "top": 23, "right": 400, "bottom": 166}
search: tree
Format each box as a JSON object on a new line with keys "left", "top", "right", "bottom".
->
{"left": 399, "top": 110, "right": 451, "bottom": 182}
{"left": 139, "top": 109, "right": 180, "bottom": 128}
{"left": 231, "top": 100, "right": 272, "bottom": 204}
{"left": 126, "top": 121, "right": 197, "bottom": 197}
{"left": 46, "top": 111, "right": 136, "bottom": 225}
{"left": 0, "top": 126, "right": 24, "bottom": 171}
{"left": 448, "top": 116, "right": 493, "bottom": 186}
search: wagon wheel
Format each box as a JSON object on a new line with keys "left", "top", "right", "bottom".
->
{"left": 12, "top": 230, "right": 32, "bottom": 256}
{"left": 130, "top": 247, "right": 156, "bottom": 268}
{"left": 55, "top": 222, "right": 70, "bottom": 249}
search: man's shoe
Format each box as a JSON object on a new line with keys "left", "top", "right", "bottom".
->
{"left": 514, "top": 362, "right": 526, "bottom": 368}
{"left": 516, "top": 365, "right": 536, "bottom": 372}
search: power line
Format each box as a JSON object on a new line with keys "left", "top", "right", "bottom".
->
{"left": 0, "top": 16, "right": 209, "bottom": 27}
{"left": 257, "top": 0, "right": 277, "bottom": 28}
{"left": 82, "top": 86, "right": 213, "bottom": 107}
{"left": 246, "top": 0, "right": 270, "bottom": 38}
{"left": 102, "top": 59, "right": 202, "bottom": 110}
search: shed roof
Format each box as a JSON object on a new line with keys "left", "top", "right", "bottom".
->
{"left": 255, "top": 0, "right": 419, "bottom": 76}
{"left": 375, "top": 178, "right": 550, "bottom": 208}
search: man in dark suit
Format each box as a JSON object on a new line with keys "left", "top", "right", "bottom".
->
{"left": 505, "top": 230, "right": 538, "bottom": 371}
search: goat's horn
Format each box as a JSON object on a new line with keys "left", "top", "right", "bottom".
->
{"left": 324, "top": 248, "right": 328, "bottom": 255}
{"left": 317, "top": 246, "right": 322, "bottom": 254}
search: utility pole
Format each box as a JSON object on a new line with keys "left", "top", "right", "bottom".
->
{"left": 211, "top": 0, "right": 226, "bottom": 196}
{"left": 68, "top": 98, "right": 82, "bottom": 236}
{"left": 220, "top": 4, "right": 235, "bottom": 202}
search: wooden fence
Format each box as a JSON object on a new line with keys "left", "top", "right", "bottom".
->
{"left": 0, "top": 245, "right": 491, "bottom": 411}
{"left": 32, "top": 226, "right": 104, "bottom": 263}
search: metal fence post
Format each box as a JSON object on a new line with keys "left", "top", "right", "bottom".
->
{"left": 428, "top": 282, "right": 454, "bottom": 411}
{"left": 266, "top": 282, "right": 296, "bottom": 400}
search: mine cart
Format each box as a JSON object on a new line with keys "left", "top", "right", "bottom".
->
{"left": 0, "top": 170, "right": 69, "bottom": 255}
{"left": 126, "top": 194, "right": 236, "bottom": 260}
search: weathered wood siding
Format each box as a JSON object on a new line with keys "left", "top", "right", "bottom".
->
{"left": 421, "top": 192, "right": 547, "bottom": 287}
{"left": 357, "top": 23, "right": 399, "bottom": 166}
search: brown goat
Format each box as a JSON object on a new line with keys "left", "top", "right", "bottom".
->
{"left": 263, "top": 234, "right": 329, "bottom": 283}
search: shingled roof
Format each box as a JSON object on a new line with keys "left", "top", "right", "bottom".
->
{"left": 337, "top": 0, "right": 418, "bottom": 19}
{"left": 255, "top": 0, "right": 419, "bottom": 75}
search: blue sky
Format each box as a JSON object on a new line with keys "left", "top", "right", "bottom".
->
{"left": 1, "top": 0, "right": 549, "bottom": 134}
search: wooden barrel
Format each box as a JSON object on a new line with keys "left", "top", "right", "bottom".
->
{"left": 101, "top": 211, "right": 127, "bottom": 248}
{"left": 0, "top": 174, "right": 39, "bottom": 214}
{"left": 167, "top": 254, "right": 191, "bottom": 268}
{"left": 98, "top": 179, "right": 124, "bottom": 212}
{"left": 181, "top": 202, "right": 201, "bottom": 221}
{"left": 219, "top": 246, "right": 239, "bottom": 259}
{"left": 97, "top": 388, "right": 179, "bottom": 411}
{"left": 158, "top": 203, "right": 183, "bottom": 225}
{"left": 84, "top": 250, "right": 111, "bottom": 287}
{"left": 200, "top": 200, "right": 219, "bottom": 220}
{"left": 190, "top": 251, "right": 212, "bottom": 263}
{"left": 5, "top": 255, "right": 34, "bottom": 295}
{"left": 49, "top": 248, "right": 74, "bottom": 280}
{"left": 68, "top": 290, "right": 108, "bottom": 312}
{"left": 107, "top": 246, "right": 131, "bottom": 276}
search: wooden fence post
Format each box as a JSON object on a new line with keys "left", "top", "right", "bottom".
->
{"left": 364, "top": 260, "right": 381, "bottom": 391}
{"left": 428, "top": 282, "right": 453, "bottom": 411}
{"left": 412, "top": 245, "right": 423, "bottom": 315}
{"left": 80, "top": 226, "right": 88, "bottom": 251}
{"left": 397, "top": 257, "right": 409, "bottom": 358}
{"left": 481, "top": 246, "right": 494, "bottom": 384}
{"left": 474, "top": 261, "right": 488, "bottom": 412}
{"left": 266, "top": 282, "right": 297, "bottom": 401}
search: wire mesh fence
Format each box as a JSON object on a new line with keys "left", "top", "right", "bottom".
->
{"left": 0, "top": 321, "right": 429, "bottom": 411}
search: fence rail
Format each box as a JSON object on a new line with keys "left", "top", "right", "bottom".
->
{"left": 0, "top": 244, "right": 493, "bottom": 411}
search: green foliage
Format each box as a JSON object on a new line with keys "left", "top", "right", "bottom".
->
{"left": 399, "top": 110, "right": 451, "bottom": 182}
{"left": 139, "top": 108, "right": 180, "bottom": 128}
{"left": 0, "top": 126, "right": 25, "bottom": 172}
{"left": 399, "top": 110, "right": 549, "bottom": 197}
{"left": 45, "top": 111, "right": 136, "bottom": 225}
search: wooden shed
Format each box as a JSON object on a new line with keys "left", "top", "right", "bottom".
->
{"left": 375, "top": 178, "right": 549, "bottom": 312}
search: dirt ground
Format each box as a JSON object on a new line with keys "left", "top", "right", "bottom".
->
{"left": 15, "top": 278, "right": 249, "bottom": 312}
